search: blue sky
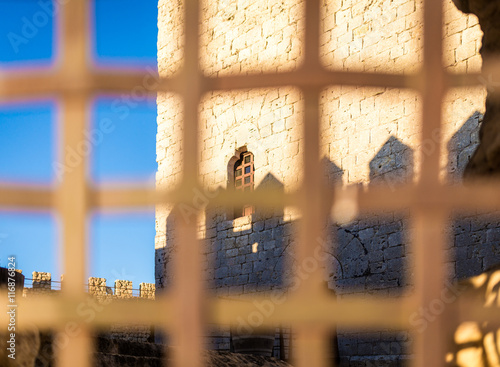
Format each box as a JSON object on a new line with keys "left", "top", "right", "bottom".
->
{"left": 0, "top": 0, "right": 158, "bottom": 288}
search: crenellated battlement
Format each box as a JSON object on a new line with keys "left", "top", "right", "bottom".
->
{"left": 20, "top": 271, "right": 156, "bottom": 343}
{"left": 22, "top": 271, "right": 155, "bottom": 300}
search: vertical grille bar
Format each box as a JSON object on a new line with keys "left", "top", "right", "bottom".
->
{"left": 413, "top": 0, "right": 446, "bottom": 367}
{"left": 56, "top": 1, "right": 92, "bottom": 366}
{"left": 294, "top": 0, "right": 329, "bottom": 364}
{"left": 412, "top": 210, "right": 448, "bottom": 367}
{"left": 173, "top": 0, "right": 204, "bottom": 366}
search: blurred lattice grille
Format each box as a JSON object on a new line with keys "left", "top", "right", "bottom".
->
{"left": 0, "top": 1, "right": 496, "bottom": 367}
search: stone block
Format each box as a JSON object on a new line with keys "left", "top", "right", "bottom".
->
{"left": 229, "top": 264, "right": 242, "bottom": 277}
{"left": 215, "top": 267, "right": 229, "bottom": 279}
{"left": 387, "top": 232, "right": 402, "bottom": 247}
{"left": 384, "top": 245, "right": 404, "bottom": 261}
{"left": 115, "top": 280, "right": 133, "bottom": 298}
{"left": 226, "top": 248, "right": 239, "bottom": 258}
{"left": 253, "top": 261, "right": 266, "bottom": 272}
{"left": 242, "top": 262, "right": 252, "bottom": 275}
{"left": 223, "top": 238, "right": 236, "bottom": 250}
{"left": 253, "top": 220, "right": 265, "bottom": 232}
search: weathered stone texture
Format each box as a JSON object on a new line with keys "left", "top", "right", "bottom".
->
{"left": 156, "top": 0, "right": 494, "bottom": 365}
{"left": 114, "top": 279, "right": 133, "bottom": 298}
{"left": 89, "top": 276, "right": 107, "bottom": 296}
{"left": 200, "top": 0, "right": 304, "bottom": 75}
{"left": 32, "top": 272, "right": 51, "bottom": 293}
{"left": 140, "top": 282, "right": 156, "bottom": 299}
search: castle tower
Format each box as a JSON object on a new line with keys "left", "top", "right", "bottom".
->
{"left": 156, "top": 0, "right": 494, "bottom": 364}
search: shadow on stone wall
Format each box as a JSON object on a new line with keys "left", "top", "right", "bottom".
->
{"left": 446, "top": 112, "right": 500, "bottom": 279}
{"left": 154, "top": 129, "right": 500, "bottom": 364}
{"left": 334, "top": 136, "right": 413, "bottom": 296}
{"left": 332, "top": 137, "right": 414, "bottom": 366}
{"left": 322, "top": 156, "right": 344, "bottom": 185}
{"left": 207, "top": 172, "right": 286, "bottom": 294}
{"left": 156, "top": 205, "right": 181, "bottom": 293}
{"left": 447, "top": 111, "right": 482, "bottom": 183}
{"left": 321, "top": 157, "right": 344, "bottom": 286}
{"left": 369, "top": 136, "right": 414, "bottom": 187}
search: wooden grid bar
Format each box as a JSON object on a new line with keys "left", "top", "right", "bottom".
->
{"left": 0, "top": 69, "right": 492, "bottom": 100}
{"left": 57, "top": 0, "right": 92, "bottom": 366}
{"left": 412, "top": 1, "right": 446, "bottom": 367}
{"left": 4, "top": 291, "right": 497, "bottom": 331}
{"left": 0, "top": 0, "right": 498, "bottom": 366}
{"left": 171, "top": 0, "right": 205, "bottom": 365}
{"left": 4, "top": 183, "right": 500, "bottom": 213}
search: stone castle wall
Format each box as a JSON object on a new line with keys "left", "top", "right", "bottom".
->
{"left": 156, "top": 0, "right": 499, "bottom": 364}
{"left": 23, "top": 272, "right": 155, "bottom": 343}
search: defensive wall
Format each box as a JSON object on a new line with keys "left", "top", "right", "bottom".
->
{"left": 156, "top": 0, "right": 498, "bottom": 364}
{"left": 22, "top": 271, "right": 155, "bottom": 344}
